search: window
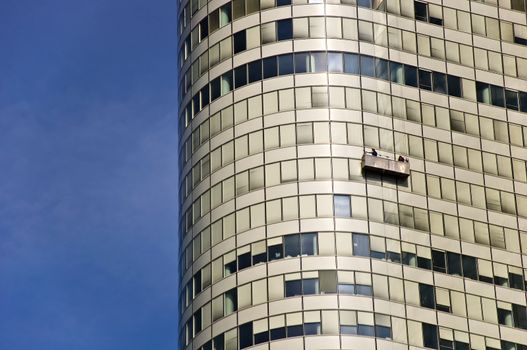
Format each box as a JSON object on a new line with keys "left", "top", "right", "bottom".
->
{"left": 277, "top": 19, "right": 293, "bottom": 41}
{"left": 404, "top": 65, "right": 418, "bottom": 87}
{"left": 334, "top": 195, "right": 351, "bottom": 217}
{"left": 248, "top": 60, "right": 262, "bottom": 83}
{"left": 344, "top": 53, "right": 360, "bottom": 74}
{"left": 432, "top": 250, "right": 446, "bottom": 273}
{"left": 263, "top": 57, "right": 277, "bottom": 78}
{"left": 419, "top": 283, "right": 435, "bottom": 309}
{"left": 422, "top": 323, "right": 438, "bottom": 349}
{"left": 353, "top": 233, "right": 370, "bottom": 257}
{"left": 414, "top": 1, "right": 427, "bottom": 22}
{"left": 285, "top": 278, "right": 319, "bottom": 296}
{"left": 284, "top": 233, "right": 318, "bottom": 257}
{"left": 278, "top": 54, "right": 294, "bottom": 75}
{"left": 360, "top": 55, "right": 375, "bottom": 77}
{"left": 234, "top": 65, "right": 247, "bottom": 88}
{"left": 233, "top": 30, "right": 246, "bottom": 54}
{"left": 239, "top": 322, "right": 253, "bottom": 349}
{"left": 419, "top": 70, "right": 432, "bottom": 90}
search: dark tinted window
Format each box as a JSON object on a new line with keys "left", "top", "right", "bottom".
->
{"left": 506, "top": 90, "right": 519, "bottom": 110}
{"left": 224, "top": 260, "right": 237, "bottom": 275}
{"left": 491, "top": 85, "right": 505, "bottom": 107}
{"left": 194, "top": 310, "right": 202, "bottom": 333}
{"left": 461, "top": 255, "right": 477, "bottom": 280}
{"left": 277, "top": 19, "right": 293, "bottom": 40}
{"left": 210, "top": 77, "right": 221, "bottom": 100}
{"left": 513, "top": 304, "right": 527, "bottom": 329}
{"left": 254, "top": 330, "right": 269, "bottom": 344}
{"left": 419, "top": 283, "right": 435, "bottom": 309}
{"left": 277, "top": 0, "right": 291, "bottom": 5}
{"left": 234, "top": 65, "right": 247, "bottom": 88}
{"left": 287, "top": 325, "right": 303, "bottom": 337}
{"left": 294, "top": 52, "right": 309, "bottom": 73}
{"left": 419, "top": 70, "right": 432, "bottom": 90}
{"left": 238, "top": 252, "right": 251, "bottom": 270}
{"left": 285, "top": 280, "right": 302, "bottom": 297}
{"left": 520, "top": 92, "right": 527, "bottom": 112}
{"left": 432, "top": 250, "right": 446, "bottom": 273}
{"left": 200, "top": 19, "right": 209, "bottom": 39}
{"left": 253, "top": 251, "right": 267, "bottom": 265}
{"left": 278, "top": 54, "right": 294, "bottom": 75}
{"left": 403, "top": 251, "right": 417, "bottom": 266}
{"left": 417, "top": 256, "right": 431, "bottom": 269}
{"left": 302, "top": 278, "right": 319, "bottom": 295}
{"left": 268, "top": 244, "right": 283, "bottom": 261}
{"left": 284, "top": 234, "right": 301, "bottom": 257}
{"left": 375, "top": 325, "right": 391, "bottom": 339}
{"left": 422, "top": 323, "right": 438, "bottom": 349}
{"left": 213, "top": 333, "right": 224, "bottom": 350}
{"left": 509, "top": 273, "right": 524, "bottom": 290}
{"left": 446, "top": 252, "right": 462, "bottom": 276}
{"left": 304, "top": 322, "right": 321, "bottom": 335}
{"left": 201, "top": 86, "right": 209, "bottom": 107}
{"left": 270, "top": 327, "right": 286, "bottom": 340}
{"left": 404, "top": 65, "right": 418, "bottom": 87}
{"left": 447, "top": 75, "right": 461, "bottom": 97}
{"left": 414, "top": 1, "right": 428, "bottom": 21}
{"left": 233, "top": 30, "right": 246, "bottom": 53}
{"left": 355, "top": 285, "right": 373, "bottom": 296}
{"left": 263, "top": 56, "right": 277, "bottom": 78}
{"left": 455, "top": 341, "right": 469, "bottom": 350}
{"left": 248, "top": 60, "right": 262, "bottom": 82}
{"left": 432, "top": 72, "right": 447, "bottom": 94}
{"left": 358, "top": 325, "right": 375, "bottom": 336}
{"left": 239, "top": 322, "right": 253, "bottom": 349}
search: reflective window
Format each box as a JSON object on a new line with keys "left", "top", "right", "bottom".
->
{"left": 344, "top": 53, "right": 360, "bottom": 74}
{"left": 278, "top": 54, "right": 294, "bottom": 75}
{"left": 334, "top": 195, "right": 351, "bottom": 217}
{"left": 360, "top": 55, "right": 375, "bottom": 77}
{"left": 353, "top": 233, "right": 370, "bottom": 257}
{"left": 295, "top": 52, "right": 309, "bottom": 73}
{"left": 328, "top": 52, "right": 343, "bottom": 73}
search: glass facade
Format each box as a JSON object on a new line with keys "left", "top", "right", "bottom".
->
{"left": 178, "top": 0, "right": 527, "bottom": 349}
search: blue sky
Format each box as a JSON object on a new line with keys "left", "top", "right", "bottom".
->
{"left": 0, "top": 1, "right": 179, "bottom": 349}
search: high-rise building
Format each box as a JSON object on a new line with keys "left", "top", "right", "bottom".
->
{"left": 178, "top": 0, "right": 527, "bottom": 349}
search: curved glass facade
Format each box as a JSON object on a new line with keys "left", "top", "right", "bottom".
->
{"left": 178, "top": 0, "right": 527, "bottom": 349}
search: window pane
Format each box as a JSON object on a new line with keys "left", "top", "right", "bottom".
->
{"left": 334, "top": 195, "right": 351, "bottom": 217}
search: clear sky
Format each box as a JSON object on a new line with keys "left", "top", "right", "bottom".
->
{"left": 0, "top": 1, "right": 179, "bottom": 349}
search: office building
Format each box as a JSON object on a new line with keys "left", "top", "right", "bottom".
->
{"left": 178, "top": 0, "right": 527, "bottom": 349}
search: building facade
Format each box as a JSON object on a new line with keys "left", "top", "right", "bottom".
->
{"left": 178, "top": 0, "right": 527, "bottom": 349}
